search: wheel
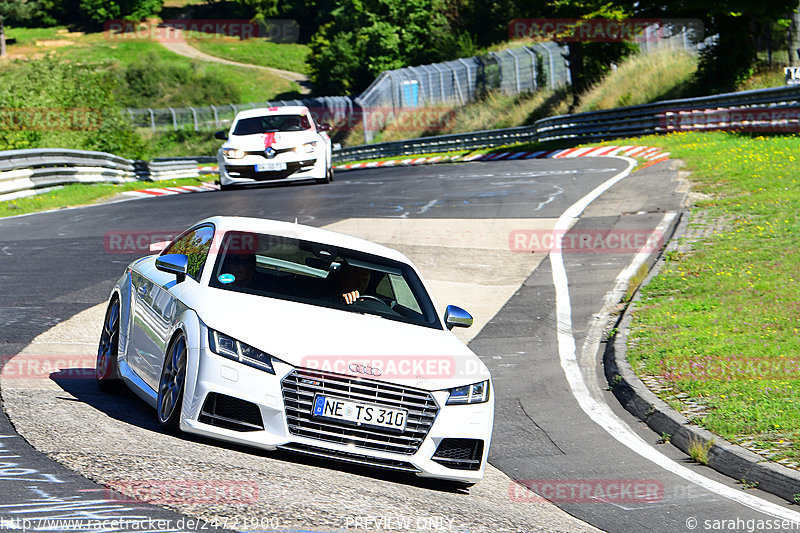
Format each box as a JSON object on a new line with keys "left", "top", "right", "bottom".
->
{"left": 355, "top": 295, "right": 393, "bottom": 310}
{"left": 96, "top": 298, "right": 122, "bottom": 392}
{"left": 356, "top": 295, "right": 386, "bottom": 304}
{"left": 316, "top": 157, "right": 332, "bottom": 184}
{"left": 157, "top": 333, "right": 187, "bottom": 431}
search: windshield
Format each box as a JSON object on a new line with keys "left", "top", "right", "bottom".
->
{"left": 208, "top": 231, "right": 442, "bottom": 330}
{"left": 232, "top": 114, "right": 311, "bottom": 135}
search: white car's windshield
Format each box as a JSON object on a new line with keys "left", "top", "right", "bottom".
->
{"left": 233, "top": 114, "right": 311, "bottom": 135}
{"left": 209, "top": 231, "right": 442, "bottom": 330}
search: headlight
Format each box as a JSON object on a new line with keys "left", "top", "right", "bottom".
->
{"left": 208, "top": 329, "right": 275, "bottom": 374}
{"left": 295, "top": 141, "right": 316, "bottom": 154}
{"left": 446, "top": 380, "right": 489, "bottom": 405}
{"left": 222, "top": 148, "right": 245, "bottom": 159}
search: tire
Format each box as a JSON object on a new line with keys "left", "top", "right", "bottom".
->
{"left": 316, "top": 157, "right": 332, "bottom": 184}
{"left": 157, "top": 333, "right": 187, "bottom": 432}
{"left": 96, "top": 298, "right": 122, "bottom": 392}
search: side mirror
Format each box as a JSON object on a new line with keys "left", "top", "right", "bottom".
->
{"left": 156, "top": 254, "right": 188, "bottom": 283}
{"left": 444, "top": 305, "right": 473, "bottom": 330}
{"left": 317, "top": 123, "right": 332, "bottom": 132}
{"left": 214, "top": 130, "right": 228, "bottom": 140}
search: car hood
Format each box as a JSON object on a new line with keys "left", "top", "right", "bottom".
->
{"left": 224, "top": 131, "right": 316, "bottom": 151}
{"left": 185, "top": 287, "right": 489, "bottom": 391}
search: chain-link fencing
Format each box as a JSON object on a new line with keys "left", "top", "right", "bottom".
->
{"left": 125, "top": 29, "right": 703, "bottom": 140}
{"left": 125, "top": 96, "right": 355, "bottom": 133}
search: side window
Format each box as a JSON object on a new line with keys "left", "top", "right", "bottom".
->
{"left": 389, "top": 274, "right": 422, "bottom": 313}
{"left": 375, "top": 275, "right": 395, "bottom": 300}
{"left": 163, "top": 225, "right": 215, "bottom": 281}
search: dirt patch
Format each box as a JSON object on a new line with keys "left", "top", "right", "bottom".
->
{"left": 35, "top": 40, "right": 76, "bottom": 48}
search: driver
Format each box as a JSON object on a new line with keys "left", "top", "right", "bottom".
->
{"left": 221, "top": 253, "right": 257, "bottom": 288}
{"left": 333, "top": 264, "right": 370, "bottom": 305}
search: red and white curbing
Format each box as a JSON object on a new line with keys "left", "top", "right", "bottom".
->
{"left": 333, "top": 145, "right": 670, "bottom": 171}
{"left": 122, "top": 182, "right": 220, "bottom": 199}
{"left": 121, "top": 146, "right": 668, "bottom": 198}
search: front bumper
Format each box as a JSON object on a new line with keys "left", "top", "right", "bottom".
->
{"left": 180, "top": 345, "right": 493, "bottom": 483}
{"left": 218, "top": 152, "right": 324, "bottom": 185}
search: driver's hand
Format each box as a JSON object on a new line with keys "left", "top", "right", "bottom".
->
{"left": 342, "top": 290, "right": 360, "bottom": 305}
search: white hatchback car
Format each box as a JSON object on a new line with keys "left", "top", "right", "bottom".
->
{"left": 97, "top": 217, "right": 494, "bottom": 485}
{"left": 215, "top": 106, "right": 333, "bottom": 189}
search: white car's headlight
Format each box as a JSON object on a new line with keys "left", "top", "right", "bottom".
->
{"left": 222, "top": 148, "right": 245, "bottom": 159}
{"left": 208, "top": 329, "right": 275, "bottom": 374}
{"left": 295, "top": 141, "right": 317, "bottom": 154}
{"left": 446, "top": 380, "right": 489, "bottom": 405}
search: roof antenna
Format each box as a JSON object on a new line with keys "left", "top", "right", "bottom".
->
{"left": 294, "top": 217, "right": 299, "bottom": 224}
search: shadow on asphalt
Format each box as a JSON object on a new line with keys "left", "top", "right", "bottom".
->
{"left": 50, "top": 369, "right": 471, "bottom": 495}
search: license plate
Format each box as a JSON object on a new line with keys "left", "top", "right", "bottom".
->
{"left": 313, "top": 395, "right": 407, "bottom": 431}
{"left": 255, "top": 162, "right": 286, "bottom": 171}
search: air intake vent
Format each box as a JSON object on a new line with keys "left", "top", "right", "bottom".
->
{"left": 199, "top": 392, "right": 264, "bottom": 432}
{"left": 432, "top": 438, "right": 483, "bottom": 470}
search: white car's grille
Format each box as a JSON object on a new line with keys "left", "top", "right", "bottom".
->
{"left": 281, "top": 369, "right": 439, "bottom": 455}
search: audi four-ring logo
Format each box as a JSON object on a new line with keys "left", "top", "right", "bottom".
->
{"left": 348, "top": 363, "right": 382, "bottom": 376}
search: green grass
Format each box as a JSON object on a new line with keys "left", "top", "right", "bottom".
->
{"left": 576, "top": 48, "right": 697, "bottom": 112}
{"left": 141, "top": 130, "right": 223, "bottom": 159}
{"left": 0, "top": 176, "right": 216, "bottom": 218}
{"left": 1, "top": 26, "right": 300, "bottom": 105}
{"left": 341, "top": 49, "right": 695, "bottom": 147}
{"left": 184, "top": 31, "right": 310, "bottom": 75}
{"left": 617, "top": 131, "right": 800, "bottom": 465}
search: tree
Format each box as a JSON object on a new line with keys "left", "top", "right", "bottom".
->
{"left": 307, "top": 0, "right": 452, "bottom": 95}
{"left": 0, "top": 0, "right": 35, "bottom": 58}
{"left": 630, "top": 0, "right": 799, "bottom": 91}
{"left": 542, "top": 0, "right": 636, "bottom": 104}
{"left": 78, "top": 0, "right": 163, "bottom": 24}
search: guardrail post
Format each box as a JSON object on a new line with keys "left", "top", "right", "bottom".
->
{"left": 457, "top": 58, "right": 473, "bottom": 100}
{"left": 190, "top": 107, "right": 198, "bottom": 131}
{"left": 431, "top": 63, "right": 447, "bottom": 102}
{"left": 168, "top": 107, "right": 178, "bottom": 131}
{"left": 446, "top": 63, "right": 465, "bottom": 105}
{"left": 522, "top": 47, "right": 538, "bottom": 91}
{"left": 148, "top": 108, "right": 155, "bottom": 132}
{"left": 510, "top": 50, "right": 521, "bottom": 94}
{"left": 211, "top": 105, "right": 219, "bottom": 128}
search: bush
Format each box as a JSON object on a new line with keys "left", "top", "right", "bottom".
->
{"left": 0, "top": 58, "right": 145, "bottom": 157}
{"left": 115, "top": 54, "right": 241, "bottom": 108}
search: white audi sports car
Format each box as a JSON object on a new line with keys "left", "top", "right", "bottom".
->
{"left": 97, "top": 216, "right": 494, "bottom": 485}
{"left": 215, "top": 106, "right": 333, "bottom": 189}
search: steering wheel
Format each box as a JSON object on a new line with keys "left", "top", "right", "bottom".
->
{"left": 357, "top": 295, "right": 387, "bottom": 304}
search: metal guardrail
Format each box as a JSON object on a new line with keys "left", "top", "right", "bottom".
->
{"left": 4, "top": 84, "right": 800, "bottom": 200}
{"left": 332, "top": 85, "right": 800, "bottom": 163}
{"left": 0, "top": 149, "right": 202, "bottom": 201}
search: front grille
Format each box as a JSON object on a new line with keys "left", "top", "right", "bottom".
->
{"left": 199, "top": 392, "right": 264, "bottom": 432}
{"left": 432, "top": 438, "right": 484, "bottom": 470}
{"left": 281, "top": 369, "right": 439, "bottom": 455}
{"left": 225, "top": 159, "right": 315, "bottom": 180}
{"left": 279, "top": 443, "right": 420, "bottom": 473}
